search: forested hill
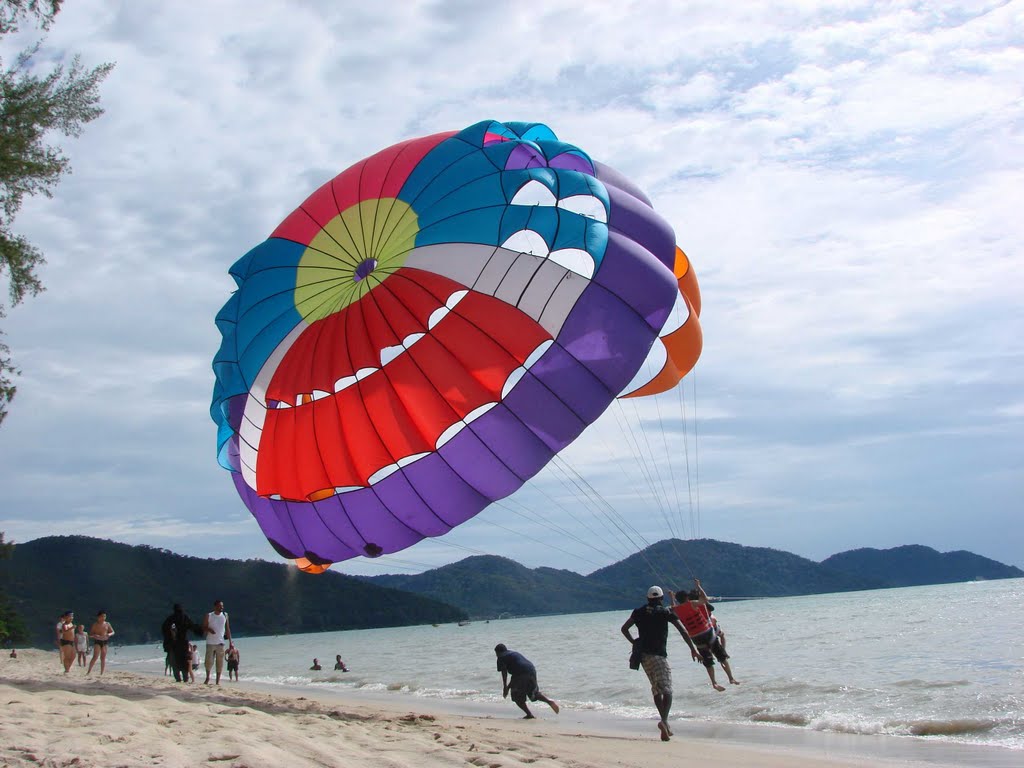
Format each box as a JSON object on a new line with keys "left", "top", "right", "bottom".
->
{"left": 367, "top": 555, "right": 637, "bottom": 617}
{"left": 365, "top": 539, "right": 1022, "bottom": 619}
{"left": 0, "top": 536, "right": 466, "bottom": 648}
{"left": 3, "top": 537, "right": 1018, "bottom": 645}
{"left": 821, "top": 545, "right": 1024, "bottom": 586}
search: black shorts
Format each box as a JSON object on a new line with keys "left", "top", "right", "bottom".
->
{"left": 227, "top": 660, "right": 238, "bottom": 672}
{"left": 509, "top": 673, "right": 540, "bottom": 703}
{"left": 692, "top": 628, "right": 729, "bottom": 667}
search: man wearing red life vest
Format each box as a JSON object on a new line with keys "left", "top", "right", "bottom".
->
{"left": 671, "top": 579, "right": 740, "bottom": 690}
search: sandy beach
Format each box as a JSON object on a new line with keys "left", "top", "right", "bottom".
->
{"left": 2, "top": 649, "right": 1010, "bottom": 768}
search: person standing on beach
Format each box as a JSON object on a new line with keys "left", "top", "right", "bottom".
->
{"left": 226, "top": 643, "right": 240, "bottom": 681}
{"left": 671, "top": 580, "right": 739, "bottom": 690}
{"left": 86, "top": 611, "right": 115, "bottom": 675}
{"left": 74, "top": 624, "right": 89, "bottom": 666}
{"left": 494, "top": 644, "right": 560, "bottom": 719}
{"left": 202, "top": 599, "right": 231, "bottom": 685}
{"left": 55, "top": 611, "right": 76, "bottom": 673}
{"left": 161, "top": 604, "right": 200, "bottom": 683}
{"left": 620, "top": 586, "right": 697, "bottom": 741}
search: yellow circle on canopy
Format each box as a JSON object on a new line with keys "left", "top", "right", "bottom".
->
{"left": 294, "top": 198, "right": 419, "bottom": 322}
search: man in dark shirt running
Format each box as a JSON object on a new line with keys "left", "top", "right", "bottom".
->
{"left": 494, "top": 644, "right": 560, "bottom": 719}
{"left": 621, "top": 585, "right": 698, "bottom": 741}
{"left": 161, "top": 604, "right": 200, "bottom": 684}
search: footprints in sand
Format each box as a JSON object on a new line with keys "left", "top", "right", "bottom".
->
{"left": 2, "top": 666, "right": 567, "bottom": 768}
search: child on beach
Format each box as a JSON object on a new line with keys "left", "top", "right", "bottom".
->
{"left": 74, "top": 625, "right": 89, "bottom": 666}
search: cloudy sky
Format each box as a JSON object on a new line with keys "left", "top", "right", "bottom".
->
{"left": 1, "top": 1, "right": 1020, "bottom": 578}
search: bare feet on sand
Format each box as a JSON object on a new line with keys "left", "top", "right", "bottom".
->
{"left": 658, "top": 721, "right": 671, "bottom": 741}
{"left": 730, "top": 679, "right": 741, "bottom": 685}
{"left": 713, "top": 683, "right": 726, "bottom": 691}
{"left": 550, "top": 702, "right": 560, "bottom": 714}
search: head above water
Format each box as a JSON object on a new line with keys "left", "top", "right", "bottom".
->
{"left": 494, "top": 643, "right": 507, "bottom": 655}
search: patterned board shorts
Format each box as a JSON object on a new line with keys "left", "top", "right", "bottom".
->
{"left": 640, "top": 653, "right": 672, "bottom": 696}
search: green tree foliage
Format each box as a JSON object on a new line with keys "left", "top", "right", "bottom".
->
{"left": 0, "top": 531, "right": 28, "bottom": 644}
{"left": 0, "top": 0, "right": 113, "bottom": 425}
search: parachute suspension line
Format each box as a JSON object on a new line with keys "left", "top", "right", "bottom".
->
{"left": 645, "top": 390, "right": 705, "bottom": 575}
{"left": 495, "top": 495, "right": 621, "bottom": 563}
{"left": 471, "top": 512, "right": 608, "bottom": 567}
{"left": 543, "top": 458, "right": 649, "bottom": 562}
{"left": 620, "top": 396, "right": 678, "bottom": 538}
{"left": 676, "top": 375, "right": 698, "bottom": 542}
{"left": 612, "top": 397, "right": 698, "bottom": 576}
{"left": 608, "top": 400, "right": 680, "bottom": 541}
{"left": 352, "top": 560, "right": 425, "bottom": 573}
{"left": 649, "top": 389, "right": 689, "bottom": 540}
{"left": 693, "top": 369, "right": 702, "bottom": 539}
{"left": 548, "top": 454, "right": 676, "bottom": 587}
{"left": 549, "top": 454, "right": 652, "bottom": 554}
{"left": 521, "top": 472, "right": 633, "bottom": 561}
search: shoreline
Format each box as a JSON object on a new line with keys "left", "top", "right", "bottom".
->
{"left": 2, "top": 650, "right": 1019, "bottom": 768}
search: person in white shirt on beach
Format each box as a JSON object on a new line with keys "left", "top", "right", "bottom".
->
{"left": 202, "top": 599, "right": 231, "bottom": 685}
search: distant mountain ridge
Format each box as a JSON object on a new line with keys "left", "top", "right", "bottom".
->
{"left": 366, "top": 539, "right": 1022, "bottom": 619}
{"left": 822, "top": 545, "right": 1023, "bottom": 587}
{"left": 0, "top": 536, "right": 466, "bottom": 648}
{"left": 2, "top": 537, "right": 1018, "bottom": 646}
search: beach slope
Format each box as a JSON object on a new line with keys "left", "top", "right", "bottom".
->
{"left": 0, "top": 650, "right": 950, "bottom": 768}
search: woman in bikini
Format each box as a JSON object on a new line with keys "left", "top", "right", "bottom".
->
{"left": 56, "top": 611, "right": 76, "bottom": 673}
{"left": 87, "top": 611, "right": 115, "bottom": 675}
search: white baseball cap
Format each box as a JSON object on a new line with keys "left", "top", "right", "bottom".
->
{"left": 647, "top": 586, "right": 664, "bottom": 599}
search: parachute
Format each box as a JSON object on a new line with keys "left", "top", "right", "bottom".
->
{"left": 211, "top": 120, "right": 702, "bottom": 571}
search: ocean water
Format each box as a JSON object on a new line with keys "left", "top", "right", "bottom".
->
{"left": 109, "top": 579, "right": 1024, "bottom": 753}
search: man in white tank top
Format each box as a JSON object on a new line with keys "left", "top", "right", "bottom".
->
{"left": 202, "top": 599, "right": 231, "bottom": 685}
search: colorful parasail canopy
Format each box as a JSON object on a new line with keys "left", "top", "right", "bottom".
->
{"left": 211, "top": 120, "right": 702, "bottom": 570}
